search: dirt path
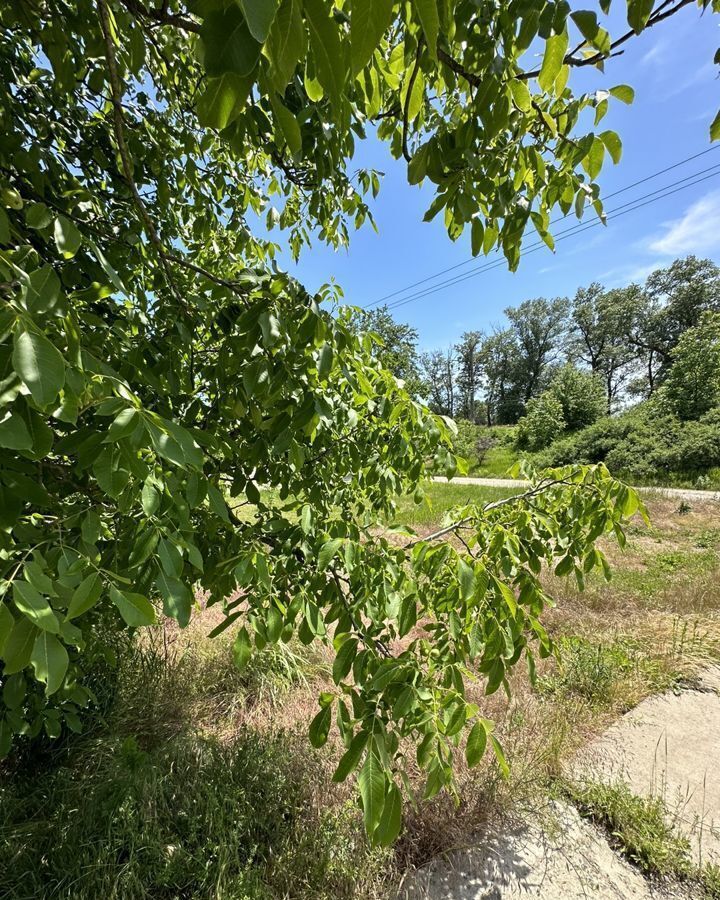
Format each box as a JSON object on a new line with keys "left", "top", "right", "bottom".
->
{"left": 433, "top": 476, "right": 720, "bottom": 503}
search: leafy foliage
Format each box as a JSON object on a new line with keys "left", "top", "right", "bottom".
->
{"left": 0, "top": 0, "right": 708, "bottom": 843}
{"left": 516, "top": 392, "right": 566, "bottom": 451}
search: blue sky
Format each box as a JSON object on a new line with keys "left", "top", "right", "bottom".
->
{"left": 275, "top": 8, "right": 720, "bottom": 350}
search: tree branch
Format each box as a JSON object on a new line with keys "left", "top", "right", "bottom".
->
{"left": 438, "top": 0, "right": 694, "bottom": 87}
{"left": 517, "top": 0, "right": 694, "bottom": 80}
{"left": 404, "top": 477, "right": 575, "bottom": 548}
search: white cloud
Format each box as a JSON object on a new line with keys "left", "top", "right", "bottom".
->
{"left": 641, "top": 39, "right": 668, "bottom": 67}
{"left": 647, "top": 190, "right": 720, "bottom": 257}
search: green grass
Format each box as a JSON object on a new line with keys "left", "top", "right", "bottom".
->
{"left": 392, "top": 482, "right": 519, "bottom": 528}
{"left": 566, "top": 780, "right": 720, "bottom": 897}
{"left": 538, "top": 636, "right": 679, "bottom": 708}
{"left": 0, "top": 634, "right": 387, "bottom": 900}
{"left": 472, "top": 445, "right": 519, "bottom": 478}
{"left": 567, "top": 780, "right": 693, "bottom": 878}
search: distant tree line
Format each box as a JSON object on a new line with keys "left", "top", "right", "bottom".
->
{"left": 352, "top": 256, "right": 720, "bottom": 429}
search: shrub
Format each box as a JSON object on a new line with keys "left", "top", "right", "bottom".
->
{"left": 516, "top": 393, "right": 566, "bottom": 452}
{"left": 548, "top": 364, "right": 607, "bottom": 431}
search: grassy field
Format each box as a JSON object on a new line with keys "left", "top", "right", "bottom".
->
{"left": 2, "top": 483, "right": 719, "bottom": 898}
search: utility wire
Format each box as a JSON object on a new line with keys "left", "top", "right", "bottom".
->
{"left": 363, "top": 145, "right": 720, "bottom": 310}
{"left": 382, "top": 159, "right": 720, "bottom": 312}
{"left": 382, "top": 167, "right": 720, "bottom": 313}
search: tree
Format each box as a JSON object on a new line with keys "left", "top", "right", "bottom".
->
{"left": 505, "top": 297, "right": 570, "bottom": 403}
{"left": 478, "top": 329, "right": 525, "bottom": 425}
{"left": 570, "top": 282, "right": 641, "bottom": 410}
{"left": 632, "top": 257, "right": 720, "bottom": 392}
{"left": 516, "top": 393, "right": 567, "bottom": 452}
{"left": 348, "top": 305, "right": 423, "bottom": 395}
{"left": 455, "top": 331, "right": 483, "bottom": 423}
{"left": 0, "top": 0, "right": 709, "bottom": 845}
{"left": 662, "top": 312, "right": 720, "bottom": 420}
{"left": 419, "top": 348, "right": 456, "bottom": 416}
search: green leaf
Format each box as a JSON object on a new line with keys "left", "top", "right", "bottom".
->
{"left": 2, "top": 617, "right": 38, "bottom": 674}
{"left": 332, "top": 637, "right": 358, "bottom": 683}
{"left": 109, "top": 586, "right": 156, "bottom": 627}
{"left": 350, "top": 0, "right": 393, "bottom": 75}
{"left": 538, "top": 31, "right": 568, "bottom": 94}
{"left": 13, "top": 581, "right": 59, "bottom": 633}
{"left": 239, "top": 0, "right": 279, "bottom": 42}
{"left": 233, "top": 626, "right": 252, "bottom": 672}
{"left": 711, "top": 109, "right": 720, "bottom": 142}
{"left": 53, "top": 215, "right": 82, "bottom": 258}
{"left": 156, "top": 572, "right": 192, "bottom": 628}
{"left": 358, "top": 750, "right": 385, "bottom": 833}
{"left": 509, "top": 79, "right": 532, "bottom": 113}
{"left": 412, "top": 0, "right": 439, "bottom": 59}
{"left": 266, "top": 0, "right": 305, "bottom": 90}
{"left": 142, "top": 480, "right": 161, "bottom": 517}
{"left": 30, "top": 631, "right": 69, "bottom": 695}
{"left": 465, "top": 720, "right": 488, "bottom": 767}
{"left": 270, "top": 94, "right": 302, "bottom": 155}
{"left": 197, "top": 73, "right": 252, "bottom": 130}
{"left": 104, "top": 408, "right": 139, "bottom": 442}
{"left": 609, "top": 84, "right": 635, "bottom": 104}
{"left": 627, "top": 0, "right": 654, "bottom": 33}
{"left": 25, "top": 201, "right": 53, "bottom": 229}
{"left": 599, "top": 130, "right": 622, "bottom": 164}
{"left": 13, "top": 329, "right": 66, "bottom": 408}
{"left": 201, "top": 6, "right": 262, "bottom": 76}
{"left": 374, "top": 782, "right": 402, "bottom": 845}
{"left": 0, "top": 208, "right": 9, "bottom": 245}
{"left": 25, "top": 265, "right": 62, "bottom": 314}
{"left": 67, "top": 573, "right": 102, "bottom": 619}
{"left": 583, "top": 135, "right": 605, "bottom": 180}
{"left": 0, "top": 603, "right": 14, "bottom": 655}
{"left": 490, "top": 734, "right": 510, "bottom": 778}
{"left": 458, "top": 558, "right": 475, "bottom": 602}
{"left": 304, "top": 0, "right": 347, "bottom": 111}
{"left": 332, "top": 729, "right": 369, "bottom": 781}
{"left": 318, "top": 537, "right": 343, "bottom": 570}
{"left": 570, "top": 11, "right": 610, "bottom": 53}
{"left": 0, "top": 411, "right": 32, "bottom": 450}
{"left": 309, "top": 702, "right": 332, "bottom": 747}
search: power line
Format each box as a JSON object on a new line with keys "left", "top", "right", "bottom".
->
{"left": 382, "top": 167, "right": 720, "bottom": 313}
{"left": 363, "top": 145, "right": 720, "bottom": 310}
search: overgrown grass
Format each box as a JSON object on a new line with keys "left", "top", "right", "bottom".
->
{"left": 565, "top": 780, "right": 720, "bottom": 897}
{"left": 538, "top": 635, "right": 679, "bottom": 708}
{"left": 0, "top": 630, "right": 387, "bottom": 900}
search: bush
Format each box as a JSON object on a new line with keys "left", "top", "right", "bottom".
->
{"left": 451, "top": 419, "right": 497, "bottom": 468}
{"left": 516, "top": 393, "right": 566, "bottom": 452}
{"left": 535, "top": 401, "right": 720, "bottom": 484}
{"left": 549, "top": 364, "right": 607, "bottom": 431}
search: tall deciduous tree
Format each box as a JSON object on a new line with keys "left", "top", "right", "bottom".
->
{"left": 0, "top": 0, "right": 714, "bottom": 844}
{"left": 633, "top": 257, "right": 720, "bottom": 391}
{"left": 505, "top": 297, "right": 570, "bottom": 402}
{"left": 455, "top": 330, "right": 484, "bottom": 423}
{"left": 570, "top": 282, "right": 641, "bottom": 410}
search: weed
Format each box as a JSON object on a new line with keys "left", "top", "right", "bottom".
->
{"left": 567, "top": 780, "right": 693, "bottom": 878}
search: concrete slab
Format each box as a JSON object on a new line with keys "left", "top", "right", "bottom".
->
{"left": 399, "top": 802, "right": 688, "bottom": 899}
{"left": 571, "top": 669, "right": 720, "bottom": 868}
